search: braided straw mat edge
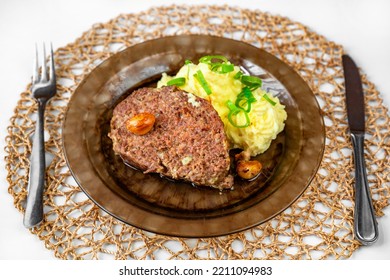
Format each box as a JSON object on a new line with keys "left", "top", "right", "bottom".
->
{"left": 5, "top": 5, "right": 390, "bottom": 259}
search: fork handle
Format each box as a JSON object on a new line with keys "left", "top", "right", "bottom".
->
{"left": 351, "top": 133, "right": 379, "bottom": 245}
{"left": 24, "top": 100, "right": 46, "bottom": 228}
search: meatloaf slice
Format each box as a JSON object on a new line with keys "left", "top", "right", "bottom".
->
{"left": 108, "top": 86, "right": 234, "bottom": 190}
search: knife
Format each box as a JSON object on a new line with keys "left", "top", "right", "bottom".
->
{"left": 342, "top": 54, "right": 379, "bottom": 245}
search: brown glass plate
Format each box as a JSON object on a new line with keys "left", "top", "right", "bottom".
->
{"left": 62, "top": 35, "right": 325, "bottom": 237}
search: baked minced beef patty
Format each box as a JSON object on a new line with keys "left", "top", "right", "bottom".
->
{"left": 109, "top": 86, "right": 234, "bottom": 190}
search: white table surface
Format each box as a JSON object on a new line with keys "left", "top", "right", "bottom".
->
{"left": 0, "top": 0, "right": 389, "bottom": 260}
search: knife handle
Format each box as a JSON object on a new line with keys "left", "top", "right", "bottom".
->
{"left": 350, "top": 133, "right": 379, "bottom": 245}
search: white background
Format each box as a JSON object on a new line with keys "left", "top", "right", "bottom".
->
{"left": 0, "top": 0, "right": 389, "bottom": 261}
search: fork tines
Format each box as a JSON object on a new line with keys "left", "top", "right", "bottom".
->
{"left": 32, "top": 42, "right": 55, "bottom": 84}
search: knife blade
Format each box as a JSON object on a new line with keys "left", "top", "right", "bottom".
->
{"left": 343, "top": 55, "right": 365, "bottom": 134}
{"left": 342, "top": 54, "right": 379, "bottom": 245}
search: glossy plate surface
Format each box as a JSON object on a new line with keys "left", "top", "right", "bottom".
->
{"left": 62, "top": 35, "right": 325, "bottom": 237}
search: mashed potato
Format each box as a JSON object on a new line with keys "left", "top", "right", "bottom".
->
{"left": 157, "top": 57, "right": 287, "bottom": 156}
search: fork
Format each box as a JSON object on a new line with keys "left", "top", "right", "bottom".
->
{"left": 23, "top": 43, "right": 56, "bottom": 228}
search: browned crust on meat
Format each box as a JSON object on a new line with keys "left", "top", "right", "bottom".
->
{"left": 109, "top": 86, "right": 233, "bottom": 189}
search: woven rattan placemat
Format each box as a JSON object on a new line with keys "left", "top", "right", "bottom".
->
{"left": 5, "top": 5, "right": 390, "bottom": 259}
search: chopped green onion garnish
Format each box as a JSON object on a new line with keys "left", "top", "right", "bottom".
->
{"left": 262, "top": 93, "right": 276, "bottom": 106}
{"left": 210, "top": 63, "right": 234, "bottom": 73}
{"left": 235, "top": 87, "right": 257, "bottom": 112}
{"left": 194, "top": 70, "right": 212, "bottom": 95}
{"left": 241, "top": 75, "right": 262, "bottom": 90}
{"left": 184, "top": 59, "right": 192, "bottom": 65}
{"left": 199, "top": 55, "right": 234, "bottom": 74}
{"left": 199, "top": 55, "right": 228, "bottom": 64}
{"left": 234, "top": 71, "right": 243, "bottom": 79}
{"left": 226, "top": 100, "right": 241, "bottom": 114}
{"left": 236, "top": 99, "right": 253, "bottom": 113}
{"left": 167, "top": 77, "right": 186, "bottom": 86}
{"left": 226, "top": 100, "right": 251, "bottom": 128}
